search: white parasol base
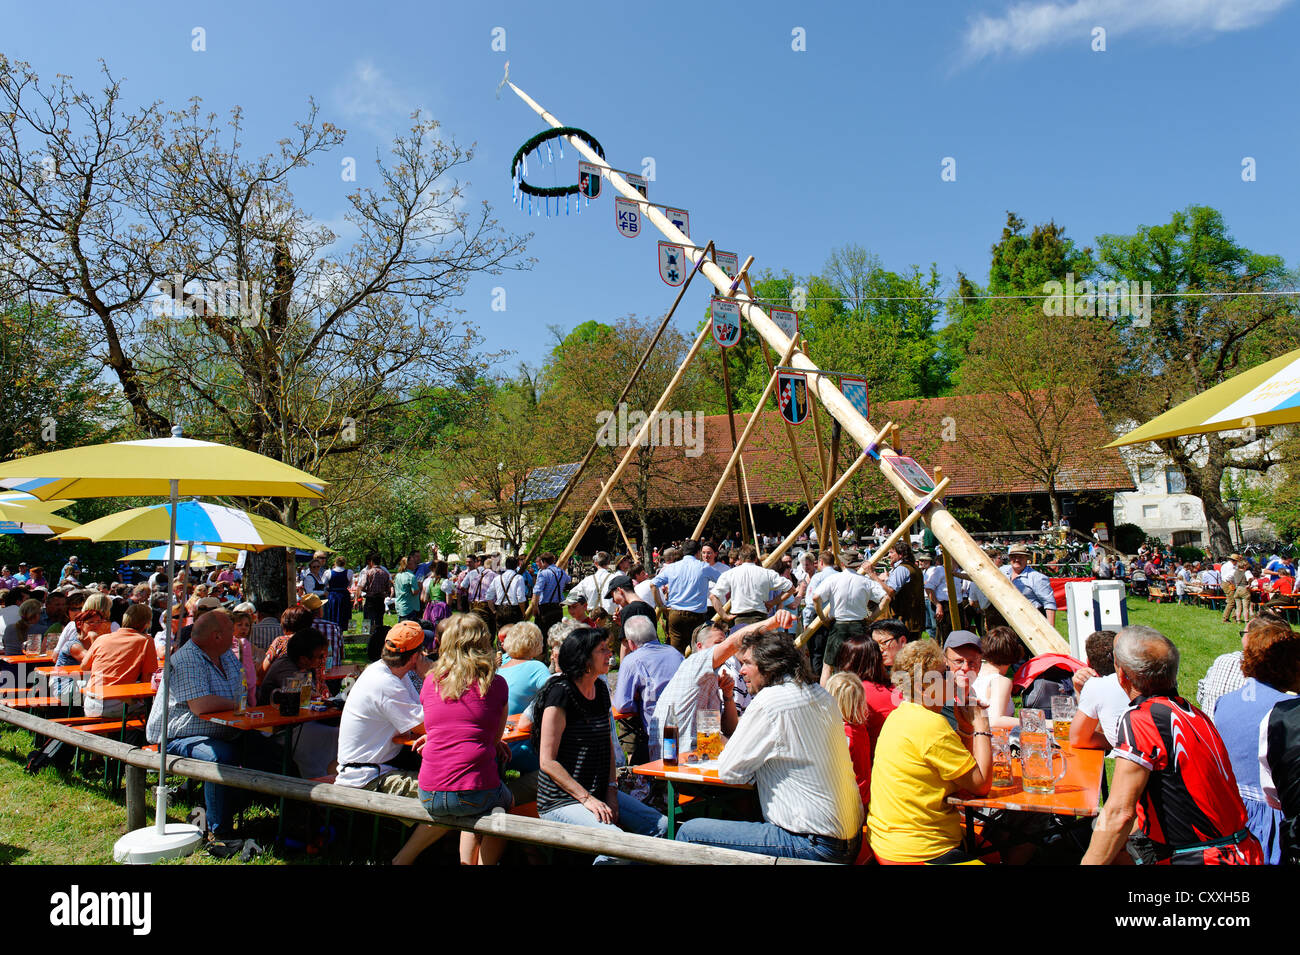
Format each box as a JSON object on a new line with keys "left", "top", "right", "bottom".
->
{"left": 113, "top": 824, "right": 204, "bottom": 864}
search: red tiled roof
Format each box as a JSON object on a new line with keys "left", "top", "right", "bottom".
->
{"left": 558, "top": 391, "right": 1133, "bottom": 513}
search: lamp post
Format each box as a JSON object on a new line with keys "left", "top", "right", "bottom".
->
{"left": 1226, "top": 496, "right": 1242, "bottom": 550}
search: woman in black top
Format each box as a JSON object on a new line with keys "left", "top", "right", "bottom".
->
{"left": 534, "top": 627, "right": 666, "bottom": 859}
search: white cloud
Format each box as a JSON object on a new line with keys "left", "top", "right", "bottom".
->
{"left": 333, "top": 60, "right": 420, "bottom": 136}
{"left": 962, "top": 0, "right": 1293, "bottom": 61}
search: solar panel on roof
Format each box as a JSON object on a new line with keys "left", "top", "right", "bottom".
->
{"left": 519, "top": 462, "right": 582, "bottom": 504}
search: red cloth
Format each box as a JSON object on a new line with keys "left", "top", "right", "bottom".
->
{"left": 1011, "top": 653, "right": 1088, "bottom": 691}
{"left": 844, "top": 720, "right": 872, "bottom": 809}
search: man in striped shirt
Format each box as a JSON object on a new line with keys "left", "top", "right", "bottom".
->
{"left": 675, "top": 622, "right": 864, "bottom": 863}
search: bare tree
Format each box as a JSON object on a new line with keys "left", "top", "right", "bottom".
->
{"left": 0, "top": 57, "right": 529, "bottom": 600}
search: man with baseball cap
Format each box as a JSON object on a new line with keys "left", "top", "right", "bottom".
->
{"left": 606, "top": 573, "right": 657, "bottom": 636}
{"left": 1002, "top": 543, "right": 1057, "bottom": 626}
{"left": 335, "top": 620, "right": 441, "bottom": 864}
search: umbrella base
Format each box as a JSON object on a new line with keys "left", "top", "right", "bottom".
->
{"left": 113, "top": 824, "right": 204, "bottom": 864}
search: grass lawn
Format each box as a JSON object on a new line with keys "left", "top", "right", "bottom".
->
{"left": 1052, "top": 596, "right": 1244, "bottom": 691}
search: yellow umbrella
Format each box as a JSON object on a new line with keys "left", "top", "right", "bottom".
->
{"left": 117, "top": 544, "right": 242, "bottom": 564}
{"left": 0, "top": 427, "right": 327, "bottom": 862}
{"left": 0, "top": 500, "right": 77, "bottom": 533}
{"left": 55, "top": 500, "right": 328, "bottom": 552}
{"left": 0, "top": 430, "right": 327, "bottom": 500}
{"left": 1107, "top": 346, "right": 1300, "bottom": 447}
{"left": 0, "top": 491, "right": 75, "bottom": 512}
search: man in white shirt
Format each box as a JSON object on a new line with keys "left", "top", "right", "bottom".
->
{"left": 574, "top": 551, "right": 618, "bottom": 618}
{"left": 675, "top": 623, "right": 864, "bottom": 862}
{"left": 813, "top": 555, "right": 887, "bottom": 681}
{"left": 1070, "top": 629, "right": 1131, "bottom": 751}
{"left": 334, "top": 621, "right": 442, "bottom": 865}
{"left": 709, "top": 544, "right": 791, "bottom": 628}
{"left": 488, "top": 555, "right": 530, "bottom": 629}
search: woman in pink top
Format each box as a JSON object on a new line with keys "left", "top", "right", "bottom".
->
{"left": 418, "top": 614, "right": 513, "bottom": 864}
{"left": 228, "top": 608, "right": 258, "bottom": 707}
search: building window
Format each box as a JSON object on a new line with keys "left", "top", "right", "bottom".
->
{"left": 1138, "top": 465, "right": 1157, "bottom": 484}
{"left": 1172, "top": 531, "right": 1202, "bottom": 546}
{"left": 1142, "top": 504, "right": 1160, "bottom": 521}
{"left": 1165, "top": 468, "right": 1187, "bottom": 495}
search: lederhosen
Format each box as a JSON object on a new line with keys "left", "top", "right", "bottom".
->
{"left": 495, "top": 570, "right": 523, "bottom": 629}
{"left": 893, "top": 561, "right": 928, "bottom": 639}
{"left": 535, "top": 567, "right": 564, "bottom": 641}
{"left": 469, "top": 571, "right": 497, "bottom": 636}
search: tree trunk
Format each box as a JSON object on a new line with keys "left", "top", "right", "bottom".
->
{"left": 1047, "top": 479, "right": 1061, "bottom": 525}
{"left": 639, "top": 513, "right": 652, "bottom": 568}
{"left": 1170, "top": 439, "right": 1234, "bottom": 557}
{"left": 244, "top": 548, "right": 290, "bottom": 608}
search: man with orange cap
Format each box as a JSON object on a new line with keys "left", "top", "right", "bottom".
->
{"left": 334, "top": 620, "right": 440, "bottom": 864}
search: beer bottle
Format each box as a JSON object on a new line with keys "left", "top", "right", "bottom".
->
{"left": 662, "top": 704, "right": 679, "bottom": 766}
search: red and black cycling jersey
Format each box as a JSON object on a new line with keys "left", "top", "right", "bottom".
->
{"left": 1114, "top": 693, "right": 1262, "bottom": 865}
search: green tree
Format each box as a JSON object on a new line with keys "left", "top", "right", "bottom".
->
{"left": 1096, "top": 205, "right": 1300, "bottom": 555}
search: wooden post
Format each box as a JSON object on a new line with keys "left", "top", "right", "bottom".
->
{"left": 509, "top": 81, "right": 1068, "bottom": 657}
{"left": 558, "top": 319, "right": 715, "bottom": 565}
{"left": 523, "top": 241, "right": 713, "bottom": 566}
{"left": 932, "top": 466, "right": 963, "bottom": 632}
{"left": 125, "top": 764, "right": 146, "bottom": 831}
{"left": 691, "top": 336, "right": 799, "bottom": 540}
{"left": 803, "top": 338, "right": 832, "bottom": 548}
{"left": 739, "top": 456, "right": 761, "bottom": 553}
{"left": 758, "top": 338, "right": 817, "bottom": 514}
{"left": 827, "top": 420, "right": 844, "bottom": 566}
{"left": 718, "top": 341, "right": 751, "bottom": 548}
{"left": 607, "top": 500, "right": 636, "bottom": 559}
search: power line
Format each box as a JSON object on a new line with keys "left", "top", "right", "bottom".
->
{"left": 744, "top": 289, "right": 1300, "bottom": 305}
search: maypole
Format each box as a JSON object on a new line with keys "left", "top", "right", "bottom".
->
{"left": 507, "top": 80, "right": 1068, "bottom": 656}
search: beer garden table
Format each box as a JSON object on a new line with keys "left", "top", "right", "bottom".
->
{"left": 632, "top": 754, "right": 755, "bottom": 838}
{"left": 947, "top": 741, "right": 1105, "bottom": 856}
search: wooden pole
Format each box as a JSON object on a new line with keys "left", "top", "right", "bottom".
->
{"left": 607, "top": 499, "right": 637, "bottom": 559}
{"left": 739, "top": 456, "right": 760, "bottom": 553}
{"left": 932, "top": 466, "right": 963, "bottom": 632}
{"left": 523, "top": 241, "right": 713, "bottom": 566}
{"left": 509, "top": 81, "right": 1067, "bottom": 657}
{"left": 558, "top": 319, "right": 714, "bottom": 565}
{"left": 718, "top": 342, "right": 751, "bottom": 548}
{"left": 758, "top": 338, "right": 817, "bottom": 515}
{"left": 796, "top": 474, "right": 952, "bottom": 649}
{"left": 803, "top": 339, "right": 832, "bottom": 548}
{"left": 125, "top": 764, "right": 146, "bottom": 831}
{"left": 690, "top": 335, "right": 799, "bottom": 540}
{"left": 827, "top": 419, "right": 844, "bottom": 566}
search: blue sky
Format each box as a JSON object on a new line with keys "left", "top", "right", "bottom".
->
{"left": 8, "top": 0, "right": 1299, "bottom": 374}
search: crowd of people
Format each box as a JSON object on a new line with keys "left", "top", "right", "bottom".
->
{"left": 6, "top": 529, "right": 1300, "bottom": 866}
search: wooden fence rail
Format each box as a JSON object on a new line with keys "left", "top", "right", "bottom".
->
{"left": 0, "top": 706, "right": 821, "bottom": 866}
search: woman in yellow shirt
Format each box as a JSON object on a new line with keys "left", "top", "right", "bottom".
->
{"left": 867, "top": 639, "right": 993, "bottom": 864}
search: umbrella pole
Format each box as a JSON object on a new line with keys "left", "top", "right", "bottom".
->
{"left": 156, "top": 479, "right": 179, "bottom": 834}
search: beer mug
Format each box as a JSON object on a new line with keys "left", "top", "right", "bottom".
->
{"left": 1020, "top": 732, "right": 1068, "bottom": 794}
{"left": 696, "top": 708, "right": 723, "bottom": 761}
{"left": 273, "top": 676, "right": 302, "bottom": 717}
{"left": 991, "top": 726, "right": 1015, "bottom": 791}
{"left": 1051, "top": 694, "right": 1076, "bottom": 745}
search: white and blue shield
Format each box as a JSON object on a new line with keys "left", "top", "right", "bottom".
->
{"left": 778, "top": 372, "right": 810, "bottom": 425}
{"left": 578, "top": 161, "right": 602, "bottom": 199}
{"left": 841, "top": 376, "right": 869, "bottom": 420}
{"left": 615, "top": 197, "right": 640, "bottom": 238}
{"left": 659, "top": 242, "right": 686, "bottom": 287}
{"left": 770, "top": 307, "right": 799, "bottom": 340}
{"left": 666, "top": 207, "right": 690, "bottom": 239}
{"left": 625, "top": 172, "right": 648, "bottom": 199}
{"left": 711, "top": 299, "right": 741, "bottom": 348}
{"left": 716, "top": 251, "right": 739, "bottom": 279}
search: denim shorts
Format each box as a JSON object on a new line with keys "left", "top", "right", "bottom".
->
{"left": 418, "top": 781, "right": 514, "bottom": 820}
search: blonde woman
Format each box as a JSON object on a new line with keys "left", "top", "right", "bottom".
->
{"left": 826, "top": 671, "right": 872, "bottom": 810}
{"left": 867, "top": 639, "right": 992, "bottom": 864}
{"left": 418, "top": 613, "right": 513, "bottom": 865}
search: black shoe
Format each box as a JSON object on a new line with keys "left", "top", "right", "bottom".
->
{"left": 205, "top": 835, "right": 245, "bottom": 859}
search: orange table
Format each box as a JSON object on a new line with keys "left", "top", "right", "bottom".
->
{"left": 633, "top": 753, "right": 754, "bottom": 837}
{"left": 35, "top": 665, "right": 84, "bottom": 677}
{"left": 85, "top": 682, "right": 156, "bottom": 703}
{"left": 947, "top": 742, "right": 1105, "bottom": 854}
{"left": 324, "top": 665, "right": 361, "bottom": 682}
{"left": 1, "top": 653, "right": 55, "bottom": 666}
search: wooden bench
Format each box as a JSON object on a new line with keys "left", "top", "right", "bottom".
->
{"left": 51, "top": 718, "right": 144, "bottom": 736}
